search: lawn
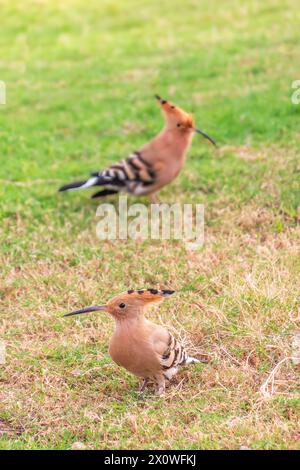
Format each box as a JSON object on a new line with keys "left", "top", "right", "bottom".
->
{"left": 0, "top": 0, "right": 299, "bottom": 450}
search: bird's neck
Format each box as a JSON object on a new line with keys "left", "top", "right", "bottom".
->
{"left": 158, "top": 126, "right": 193, "bottom": 156}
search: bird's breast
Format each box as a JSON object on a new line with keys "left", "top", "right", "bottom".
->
{"left": 108, "top": 329, "right": 160, "bottom": 378}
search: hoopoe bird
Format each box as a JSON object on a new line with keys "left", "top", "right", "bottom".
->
{"left": 64, "top": 289, "right": 200, "bottom": 395}
{"left": 59, "top": 95, "right": 216, "bottom": 203}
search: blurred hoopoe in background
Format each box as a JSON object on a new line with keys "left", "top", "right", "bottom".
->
{"left": 59, "top": 95, "right": 216, "bottom": 203}
{"left": 64, "top": 289, "right": 200, "bottom": 395}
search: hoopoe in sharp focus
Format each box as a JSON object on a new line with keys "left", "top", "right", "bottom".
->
{"left": 64, "top": 289, "right": 200, "bottom": 395}
{"left": 59, "top": 95, "right": 216, "bottom": 203}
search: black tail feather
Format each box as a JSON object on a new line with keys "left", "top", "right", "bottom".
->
{"left": 59, "top": 180, "right": 88, "bottom": 192}
{"left": 91, "top": 189, "right": 118, "bottom": 199}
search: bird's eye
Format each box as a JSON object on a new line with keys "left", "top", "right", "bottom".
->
{"left": 177, "top": 123, "right": 181, "bottom": 127}
{"left": 119, "top": 303, "right": 126, "bottom": 309}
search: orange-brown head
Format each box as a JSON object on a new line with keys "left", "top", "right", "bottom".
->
{"left": 155, "top": 95, "right": 216, "bottom": 146}
{"left": 63, "top": 289, "right": 175, "bottom": 320}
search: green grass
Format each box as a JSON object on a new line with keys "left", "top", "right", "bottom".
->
{"left": 0, "top": 0, "right": 299, "bottom": 450}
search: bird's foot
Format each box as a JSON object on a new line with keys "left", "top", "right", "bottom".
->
{"left": 139, "top": 378, "right": 149, "bottom": 393}
{"left": 137, "top": 391, "right": 146, "bottom": 401}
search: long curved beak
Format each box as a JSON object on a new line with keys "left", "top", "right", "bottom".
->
{"left": 63, "top": 305, "right": 107, "bottom": 317}
{"left": 193, "top": 128, "right": 216, "bottom": 147}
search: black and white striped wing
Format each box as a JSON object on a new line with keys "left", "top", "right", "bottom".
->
{"left": 160, "top": 333, "right": 188, "bottom": 376}
{"left": 93, "top": 151, "right": 156, "bottom": 195}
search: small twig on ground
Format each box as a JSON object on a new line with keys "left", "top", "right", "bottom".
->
{"left": 260, "top": 356, "right": 295, "bottom": 398}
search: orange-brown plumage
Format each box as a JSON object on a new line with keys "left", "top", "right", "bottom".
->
{"left": 59, "top": 96, "right": 216, "bottom": 202}
{"left": 64, "top": 289, "right": 200, "bottom": 395}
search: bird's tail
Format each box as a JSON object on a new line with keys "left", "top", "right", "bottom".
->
{"left": 58, "top": 176, "right": 100, "bottom": 192}
{"left": 184, "top": 356, "right": 201, "bottom": 365}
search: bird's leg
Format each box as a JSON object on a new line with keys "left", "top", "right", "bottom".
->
{"left": 155, "top": 375, "right": 166, "bottom": 396}
{"left": 139, "top": 378, "right": 149, "bottom": 393}
{"left": 149, "top": 193, "right": 160, "bottom": 204}
{"left": 137, "top": 378, "right": 149, "bottom": 400}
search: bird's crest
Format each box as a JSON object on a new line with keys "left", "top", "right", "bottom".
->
{"left": 155, "top": 94, "right": 195, "bottom": 127}
{"left": 103, "top": 288, "right": 176, "bottom": 313}
{"left": 123, "top": 288, "right": 175, "bottom": 303}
